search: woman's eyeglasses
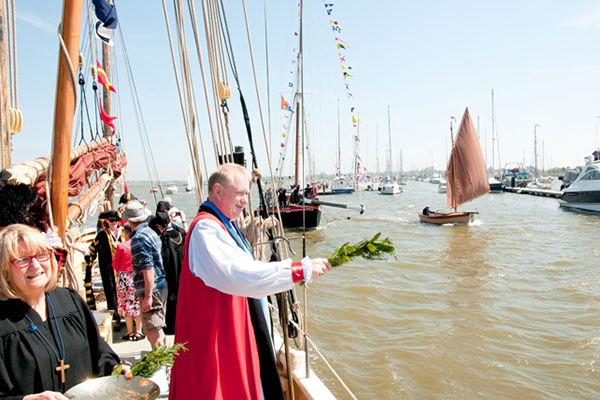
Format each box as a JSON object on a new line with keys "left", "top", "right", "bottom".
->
{"left": 10, "top": 250, "right": 54, "bottom": 269}
{"left": 108, "top": 218, "right": 120, "bottom": 222}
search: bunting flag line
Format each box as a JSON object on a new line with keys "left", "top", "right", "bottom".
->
{"left": 282, "top": 98, "right": 294, "bottom": 113}
{"left": 91, "top": 0, "right": 118, "bottom": 46}
{"left": 97, "top": 61, "right": 116, "bottom": 93}
{"left": 99, "top": 102, "right": 117, "bottom": 134}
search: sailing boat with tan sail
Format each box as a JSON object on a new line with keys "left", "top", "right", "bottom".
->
{"left": 419, "top": 107, "right": 489, "bottom": 224}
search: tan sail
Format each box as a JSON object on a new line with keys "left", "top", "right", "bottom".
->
{"left": 445, "top": 107, "right": 489, "bottom": 209}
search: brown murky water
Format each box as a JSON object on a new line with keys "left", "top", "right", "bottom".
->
{"left": 133, "top": 180, "right": 600, "bottom": 399}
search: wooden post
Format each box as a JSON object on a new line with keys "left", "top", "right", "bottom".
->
{"left": 51, "top": 0, "right": 83, "bottom": 240}
{"left": 294, "top": 99, "right": 300, "bottom": 187}
{"left": 101, "top": 42, "right": 112, "bottom": 138}
{"left": 0, "top": 1, "right": 11, "bottom": 169}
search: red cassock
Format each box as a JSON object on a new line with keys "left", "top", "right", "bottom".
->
{"left": 169, "top": 212, "right": 261, "bottom": 399}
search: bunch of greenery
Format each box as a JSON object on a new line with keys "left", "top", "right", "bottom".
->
{"left": 328, "top": 232, "right": 395, "bottom": 267}
{"left": 112, "top": 343, "right": 187, "bottom": 378}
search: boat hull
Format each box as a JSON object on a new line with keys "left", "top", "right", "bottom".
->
{"left": 380, "top": 184, "right": 402, "bottom": 195}
{"left": 331, "top": 188, "right": 354, "bottom": 194}
{"left": 489, "top": 182, "right": 503, "bottom": 193}
{"left": 418, "top": 211, "right": 475, "bottom": 225}
{"left": 267, "top": 205, "right": 322, "bottom": 230}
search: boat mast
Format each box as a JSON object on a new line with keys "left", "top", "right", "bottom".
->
{"left": 387, "top": 105, "right": 392, "bottom": 178}
{"left": 336, "top": 98, "right": 340, "bottom": 177}
{"left": 0, "top": 1, "right": 10, "bottom": 169}
{"left": 534, "top": 123, "right": 540, "bottom": 178}
{"left": 491, "top": 89, "right": 495, "bottom": 176}
{"left": 294, "top": 1, "right": 304, "bottom": 188}
{"left": 450, "top": 120, "right": 457, "bottom": 212}
{"left": 51, "top": 0, "right": 84, "bottom": 240}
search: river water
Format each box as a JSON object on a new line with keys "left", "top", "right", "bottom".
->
{"left": 130, "top": 180, "right": 600, "bottom": 399}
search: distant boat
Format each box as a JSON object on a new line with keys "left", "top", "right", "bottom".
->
{"left": 330, "top": 176, "right": 354, "bottom": 194}
{"left": 380, "top": 107, "right": 402, "bottom": 195}
{"left": 166, "top": 185, "right": 178, "bottom": 194}
{"left": 185, "top": 165, "right": 194, "bottom": 192}
{"left": 419, "top": 108, "right": 489, "bottom": 225}
{"left": 380, "top": 182, "right": 402, "bottom": 195}
{"left": 559, "top": 152, "right": 600, "bottom": 213}
{"left": 150, "top": 187, "right": 158, "bottom": 193}
{"left": 438, "top": 180, "right": 447, "bottom": 193}
{"left": 488, "top": 177, "right": 503, "bottom": 193}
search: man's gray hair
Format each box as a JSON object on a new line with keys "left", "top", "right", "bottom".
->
{"left": 208, "top": 163, "right": 250, "bottom": 194}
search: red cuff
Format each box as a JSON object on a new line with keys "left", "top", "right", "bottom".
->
{"left": 291, "top": 262, "right": 304, "bottom": 282}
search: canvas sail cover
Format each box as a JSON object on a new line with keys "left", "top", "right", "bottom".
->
{"left": 445, "top": 107, "right": 489, "bottom": 209}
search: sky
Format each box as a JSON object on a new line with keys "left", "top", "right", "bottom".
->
{"left": 9, "top": 1, "right": 600, "bottom": 181}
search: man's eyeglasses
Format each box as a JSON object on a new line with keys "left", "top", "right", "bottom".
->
{"left": 10, "top": 250, "right": 54, "bottom": 269}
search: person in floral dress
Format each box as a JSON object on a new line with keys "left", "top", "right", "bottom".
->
{"left": 112, "top": 223, "right": 143, "bottom": 340}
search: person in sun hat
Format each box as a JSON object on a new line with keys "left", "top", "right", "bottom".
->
{"left": 84, "top": 209, "right": 122, "bottom": 325}
{"left": 123, "top": 200, "right": 167, "bottom": 348}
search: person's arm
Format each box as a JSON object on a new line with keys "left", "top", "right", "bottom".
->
{"left": 141, "top": 268, "right": 155, "bottom": 312}
{"left": 188, "top": 219, "right": 330, "bottom": 298}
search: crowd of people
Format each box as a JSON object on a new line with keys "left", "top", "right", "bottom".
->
{"left": 271, "top": 182, "right": 318, "bottom": 208}
{"left": 0, "top": 164, "right": 332, "bottom": 399}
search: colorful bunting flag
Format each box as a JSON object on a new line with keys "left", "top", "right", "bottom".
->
{"left": 99, "top": 102, "right": 117, "bottom": 134}
{"left": 97, "top": 61, "right": 116, "bottom": 92}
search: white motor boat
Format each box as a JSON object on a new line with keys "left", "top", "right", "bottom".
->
{"left": 380, "top": 182, "right": 402, "bottom": 195}
{"left": 438, "top": 180, "right": 447, "bottom": 193}
{"left": 165, "top": 185, "right": 178, "bottom": 194}
{"left": 559, "top": 154, "right": 600, "bottom": 212}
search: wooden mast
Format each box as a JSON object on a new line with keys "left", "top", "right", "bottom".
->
{"left": 101, "top": 38, "right": 112, "bottom": 138}
{"left": 0, "top": 1, "right": 11, "bottom": 169}
{"left": 450, "top": 120, "right": 457, "bottom": 212}
{"left": 50, "top": 0, "right": 83, "bottom": 240}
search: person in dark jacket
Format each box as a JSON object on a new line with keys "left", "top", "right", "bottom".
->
{"left": 84, "top": 210, "right": 122, "bottom": 327}
{"left": 149, "top": 211, "right": 186, "bottom": 335}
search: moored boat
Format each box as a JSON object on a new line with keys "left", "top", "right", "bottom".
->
{"left": 559, "top": 152, "right": 600, "bottom": 213}
{"left": 380, "top": 182, "right": 402, "bottom": 195}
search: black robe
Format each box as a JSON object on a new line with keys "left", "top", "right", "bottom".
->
{"left": 85, "top": 228, "right": 119, "bottom": 316}
{"left": 160, "top": 224, "right": 186, "bottom": 335}
{"left": 0, "top": 288, "right": 120, "bottom": 399}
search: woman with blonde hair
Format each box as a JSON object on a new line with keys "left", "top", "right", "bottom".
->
{"left": 0, "top": 224, "right": 125, "bottom": 399}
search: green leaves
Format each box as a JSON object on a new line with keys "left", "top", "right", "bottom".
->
{"left": 112, "top": 342, "right": 188, "bottom": 378}
{"left": 327, "top": 232, "right": 395, "bottom": 267}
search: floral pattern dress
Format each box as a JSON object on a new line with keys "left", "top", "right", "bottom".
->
{"left": 112, "top": 239, "right": 140, "bottom": 317}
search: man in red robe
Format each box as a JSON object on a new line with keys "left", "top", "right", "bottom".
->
{"left": 169, "top": 163, "right": 331, "bottom": 400}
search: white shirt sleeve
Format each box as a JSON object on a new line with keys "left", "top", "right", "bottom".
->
{"left": 188, "top": 219, "right": 297, "bottom": 299}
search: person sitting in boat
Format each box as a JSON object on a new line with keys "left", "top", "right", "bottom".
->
{"left": 0, "top": 224, "right": 129, "bottom": 398}
{"left": 169, "top": 163, "right": 331, "bottom": 400}
{"left": 422, "top": 205, "right": 435, "bottom": 215}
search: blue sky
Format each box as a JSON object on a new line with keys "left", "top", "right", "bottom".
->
{"left": 10, "top": 1, "right": 600, "bottom": 180}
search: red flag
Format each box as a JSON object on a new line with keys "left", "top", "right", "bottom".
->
{"left": 99, "top": 102, "right": 117, "bottom": 134}
{"left": 97, "top": 61, "right": 116, "bottom": 93}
